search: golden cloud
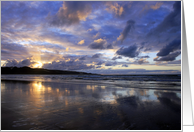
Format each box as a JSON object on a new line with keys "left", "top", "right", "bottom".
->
{"left": 78, "top": 40, "right": 85, "bottom": 45}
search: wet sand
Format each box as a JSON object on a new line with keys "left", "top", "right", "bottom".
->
{"left": 1, "top": 79, "right": 181, "bottom": 130}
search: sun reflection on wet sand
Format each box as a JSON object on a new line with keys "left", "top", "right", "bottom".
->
{"left": 32, "top": 82, "right": 44, "bottom": 91}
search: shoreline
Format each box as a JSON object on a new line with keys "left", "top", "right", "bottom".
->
{"left": 1, "top": 78, "right": 181, "bottom": 91}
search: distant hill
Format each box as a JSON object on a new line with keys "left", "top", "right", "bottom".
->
{"left": 1, "top": 66, "right": 94, "bottom": 75}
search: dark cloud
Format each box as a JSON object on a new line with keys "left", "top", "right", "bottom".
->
{"left": 88, "top": 39, "right": 113, "bottom": 50}
{"left": 112, "top": 56, "right": 122, "bottom": 60}
{"left": 95, "top": 65, "right": 102, "bottom": 69}
{"left": 122, "top": 64, "right": 128, "bottom": 67}
{"left": 154, "top": 51, "right": 181, "bottom": 61}
{"left": 117, "top": 20, "right": 135, "bottom": 43}
{"left": 105, "top": 63, "right": 113, "bottom": 66}
{"left": 88, "top": 42, "right": 105, "bottom": 49}
{"left": 139, "top": 42, "right": 152, "bottom": 52}
{"left": 144, "top": 48, "right": 152, "bottom": 52}
{"left": 92, "top": 53, "right": 102, "bottom": 59}
{"left": 138, "top": 55, "right": 150, "bottom": 58}
{"left": 1, "top": 42, "right": 30, "bottom": 60}
{"left": 157, "top": 39, "right": 181, "bottom": 56}
{"left": 79, "top": 55, "right": 88, "bottom": 60}
{"left": 2, "top": 58, "right": 36, "bottom": 67}
{"left": 20, "top": 59, "right": 32, "bottom": 66}
{"left": 105, "top": 61, "right": 117, "bottom": 66}
{"left": 43, "top": 60, "right": 94, "bottom": 70}
{"left": 167, "top": 59, "right": 181, "bottom": 64}
{"left": 48, "top": 1, "right": 92, "bottom": 26}
{"left": 96, "top": 61, "right": 104, "bottom": 65}
{"left": 106, "top": 44, "right": 114, "bottom": 49}
{"left": 116, "top": 45, "right": 139, "bottom": 58}
{"left": 147, "top": 1, "right": 181, "bottom": 36}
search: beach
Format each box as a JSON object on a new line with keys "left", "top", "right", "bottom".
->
{"left": 1, "top": 75, "right": 181, "bottom": 130}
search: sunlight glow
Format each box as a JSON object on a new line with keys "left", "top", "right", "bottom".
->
{"left": 33, "top": 61, "right": 43, "bottom": 68}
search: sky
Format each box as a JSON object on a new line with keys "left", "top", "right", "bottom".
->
{"left": 1, "top": 1, "right": 181, "bottom": 74}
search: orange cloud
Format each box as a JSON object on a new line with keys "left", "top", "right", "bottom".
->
{"left": 106, "top": 2, "right": 124, "bottom": 16}
{"left": 94, "top": 38, "right": 106, "bottom": 43}
{"left": 143, "top": 2, "right": 163, "bottom": 11}
{"left": 150, "top": 2, "right": 163, "bottom": 10}
{"left": 78, "top": 40, "right": 85, "bottom": 45}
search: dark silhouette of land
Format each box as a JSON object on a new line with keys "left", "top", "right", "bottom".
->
{"left": 1, "top": 66, "right": 94, "bottom": 75}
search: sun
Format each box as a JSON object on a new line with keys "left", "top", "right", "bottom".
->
{"left": 33, "top": 61, "right": 43, "bottom": 68}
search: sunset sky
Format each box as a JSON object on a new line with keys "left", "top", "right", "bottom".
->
{"left": 1, "top": 1, "right": 181, "bottom": 74}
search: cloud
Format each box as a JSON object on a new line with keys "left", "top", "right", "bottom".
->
{"left": 106, "top": 44, "right": 114, "bottom": 49}
{"left": 92, "top": 53, "right": 102, "bottom": 59}
{"left": 106, "top": 2, "right": 124, "bottom": 16}
{"left": 143, "top": 2, "right": 163, "bottom": 11}
{"left": 155, "top": 59, "right": 181, "bottom": 65}
{"left": 88, "top": 38, "right": 113, "bottom": 49}
{"left": 88, "top": 38, "right": 106, "bottom": 49}
{"left": 112, "top": 56, "right": 122, "bottom": 60}
{"left": 147, "top": 1, "right": 181, "bottom": 36}
{"left": 2, "top": 59, "right": 18, "bottom": 67}
{"left": 137, "top": 42, "right": 152, "bottom": 52}
{"left": 93, "top": 32, "right": 100, "bottom": 39}
{"left": 116, "top": 45, "right": 139, "bottom": 58}
{"left": 104, "top": 1, "right": 134, "bottom": 18}
{"left": 43, "top": 60, "right": 94, "bottom": 70}
{"left": 1, "top": 1, "right": 181, "bottom": 73}
{"left": 1, "top": 42, "right": 30, "bottom": 60}
{"left": 78, "top": 40, "right": 85, "bottom": 45}
{"left": 167, "top": 59, "right": 181, "bottom": 64}
{"left": 96, "top": 61, "right": 104, "bottom": 65}
{"left": 157, "top": 39, "right": 181, "bottom": 56}
{"left": 138, "top": 55, "right": 150, "bottom": 58}
{"left": 122, "top": 64, "right": 128, "bottom": 67}
{"left": 79, "top": 55, "right": 88, "bottom": 60}
{"left": 78, "top": 54, "right": 105, "bottom": 64}
{"left": 154, "top": 51, "right": 181, "bottom": 61}
{"left": 117, "top": 20, "right": 135, "bottom": 43}
{"left": 1, "top": 1, "right": 48, "bottom": 32}
{"left": 105, "top": 61, "right": 117, "bottom": 66}
{"left": 144, "top": 48, "right": 152, "bottom": 52}
{"left": 150, "top": 2, "right": 163, "bottom": 10}
{"left": 20, "top": 59, "right": 33, "bottom": 66}
{"left": 105, "top": 63, "right": 112, "bottom": 66}
{"left": 49, "top": 1, "right": 92, "bottom": 26}
{"left": 87, "top": 28, "right": 93, "bottom": 32}
{"left": 96, "top": 65, "right": 102, "bottom": 69}
{"left": 2, "top": 58, "right": 37, "bottom": 67}
{"left": 136, "top": 58, "right": 149, "bottom": 65}
{"left": 92, "top": 24, "right": 101, "bottom": 31}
